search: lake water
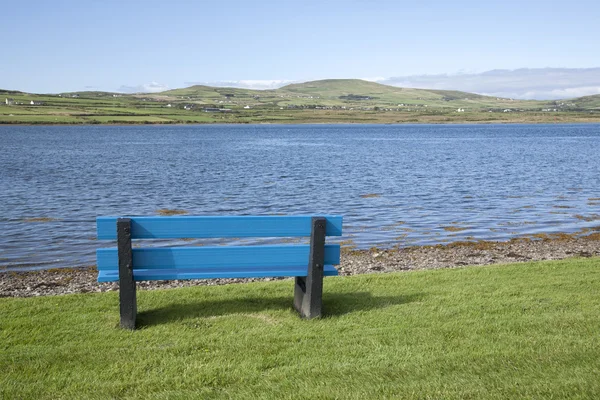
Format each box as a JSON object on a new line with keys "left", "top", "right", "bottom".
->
{"left": 1, "top": 124, "right": 599, "bottom": 271}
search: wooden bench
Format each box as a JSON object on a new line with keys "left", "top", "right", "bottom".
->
{"left": 96, "top": 215, "right": 343, "bottom": 329}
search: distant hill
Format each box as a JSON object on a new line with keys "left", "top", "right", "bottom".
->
{"left": 276, "top": 79, "right": 500, "bottom": 104}
{"left": 280, "top": 79, "right": 488, "bottom": 99}
{"left": 162, "top": 85, "right": 269, "bottom": 98}
{"left": 569, "top": 94, "right": 600, "bottom": 109}
{"left": 2, "top": 79, "right": 598, "bottom": 126}
{"left": 2, "top": 89, "right": 126, "bottom": 98}
{"left": 0, "top": 89, "right": 24, "bottom": 95}
{"left": 281, "top": 79, "right": 398, "bottom": 94}
{"left": 156, "top": 79, "right": 536, "bottom": 110}
{"left": 3, "top": 79, "right": 589, "bottom": 109}
{"left": 75, "top": 81, "right": 600, "bottom": 110}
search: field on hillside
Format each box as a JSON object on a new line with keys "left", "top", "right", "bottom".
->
{"left": 1, "top": 258, "right": 599, "bottom": 399}
{"left": 2, "top": 80, "right": 599, "bottom": 124}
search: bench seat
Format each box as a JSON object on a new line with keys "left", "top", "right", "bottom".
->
{"left": 97, "top": 215, "right": 343, "bottom": 329}
{"left": 98, "top": 265, "right": 339, "bottom": 282}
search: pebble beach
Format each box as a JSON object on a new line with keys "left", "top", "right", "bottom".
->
{"left": 2, "top": 233, "right": 598, "bottom": 298}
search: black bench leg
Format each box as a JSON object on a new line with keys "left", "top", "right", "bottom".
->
{"left": 117, "top": 218, "right": 137, "bottom": 330}
{"left": 294, "top": 217, "right": 326, "bottom": 319}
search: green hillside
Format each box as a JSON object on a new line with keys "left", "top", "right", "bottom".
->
{"left": 569, "top": 94, "right": 600, "bottom": 109}
{"left": 1, "top": 79, "right": 599, "bottom": 124}
{"left": 282, "top": 79, "right": 401, "bottom": 95}
{"left": 155, "top": 79, "right": 544, "bottom": 111}
{"left": 162, "top": 85, "right": 272, "bottom": 99}
{"left": 157, "top": 78, "right": 533, "bottom": 109}
{"left": 275, "top": 79, "right": 541, "bottom": 109}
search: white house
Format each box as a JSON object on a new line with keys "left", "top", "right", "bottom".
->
{"left": 243, "top": 105, "right": 251, "bottom": 109}
{"left": 5, "top": 98, "right": 15, "bottom": 105}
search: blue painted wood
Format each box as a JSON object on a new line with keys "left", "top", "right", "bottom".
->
{"left": 97, "top": 244, "right": 341, "bottom": 271}
{"left": 97, "top": 215, "right": 343, "bottom": 240}
{"left": 98, "top": 265, "right": 339, "bottom": 282}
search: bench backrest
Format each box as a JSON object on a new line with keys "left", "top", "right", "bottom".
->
{"left": 97, "top": 215, "right": 342, "bottom": 239}
{"left": 96, "top": 215, "right": 343, "bottom": 273}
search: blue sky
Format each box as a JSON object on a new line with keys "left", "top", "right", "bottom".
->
{"left": 2, "top": 0, "right": 599, "bottom": 95}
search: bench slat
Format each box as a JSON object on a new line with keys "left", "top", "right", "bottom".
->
{"left": 97, "top": 244, "right": 341, "bottom": 271}
{"left": 97, "top": 216, "right": 343, "bottom": 240}
{"left": 98, "top": 265, "right": 339, "bottom": 282}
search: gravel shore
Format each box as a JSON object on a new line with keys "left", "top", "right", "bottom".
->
{"left": 1, "top": 234, "right": 599, "bottom": 298}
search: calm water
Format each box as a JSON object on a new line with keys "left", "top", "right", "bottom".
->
{"left": 1, "top": 124, "right": 599, "bottom": 271}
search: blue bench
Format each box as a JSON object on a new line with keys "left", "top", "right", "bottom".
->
{"left": 96, "top": 215, "right": 343, "bottom": 329}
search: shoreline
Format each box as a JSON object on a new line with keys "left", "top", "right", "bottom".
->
{"left": 2, "top": 119, "right": 600, "bottom": 127}
{"left": 2, "top": 234, "right": 598, "bottom": 298}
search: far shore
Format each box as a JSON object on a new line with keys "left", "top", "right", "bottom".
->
{"left": 1, "top": 114, "right": 600, "bottom": 126}
{"left": 2, "top": 233, "right": 598, "bottom": 298}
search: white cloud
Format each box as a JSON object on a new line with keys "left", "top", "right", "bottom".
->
{"left": 118, "top": 81, "right": 170, "bottom": 93}
{"left": 236, "top": 80, "right": 295, "bottom": 89}
{"left": 484, "top": 86, "right": 600, "bottom": 100}
{"left": 379, "top": 68, "right": 600, "bottom": 100}
{"left": 361, "top": 77, "right": 386, "bottom": 82}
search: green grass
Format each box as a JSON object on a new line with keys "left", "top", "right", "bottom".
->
{"left": 1, "top": 258, "right": 599, "bottom": 399}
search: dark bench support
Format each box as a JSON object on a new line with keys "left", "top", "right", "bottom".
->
{"left": 117, "top": 218, "right": 137, "bottom": 330}
{"left": 294, "top": 217, "right": 326, "bottom": 319}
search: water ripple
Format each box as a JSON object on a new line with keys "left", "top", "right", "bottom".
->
{"left": 1, "top": 123, "right": 600, "bottom": 271}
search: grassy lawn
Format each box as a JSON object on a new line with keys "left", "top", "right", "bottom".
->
{"left": 1, "top": 258, "right": 599, "bottom": 399}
